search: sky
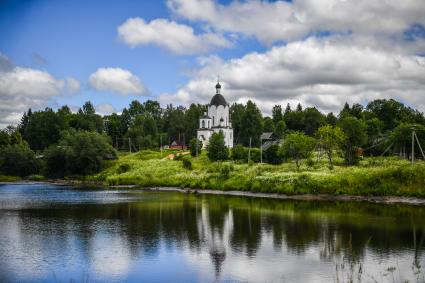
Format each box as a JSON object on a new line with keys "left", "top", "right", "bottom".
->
{"left": 1, "top": 0, "right": 425, "bottom": 128}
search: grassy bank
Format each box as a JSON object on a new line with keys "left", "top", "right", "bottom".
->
{"left": 90, "top": 150, "right": 425, "bottom": 198}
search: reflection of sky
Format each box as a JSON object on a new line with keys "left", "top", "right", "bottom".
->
{"left": 0, "top": 184, "right": 424, "bottom": 282}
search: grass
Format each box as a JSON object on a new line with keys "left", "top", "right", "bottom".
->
{"left": 90, "top": 149, "right": 425, "bottom": 198}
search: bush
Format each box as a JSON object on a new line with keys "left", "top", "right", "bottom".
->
{"left": 219, "top": 164, "right": 232, "bottom": 179}
{"left": 117, "top": 163, "right": 131, "bottom": 174}
{"left": 249, "top": 148, "right": 261, "bottom": 163}
{"left": 44, "top": 129, "right": 116, "bottom": 177}
{"left": 182, "top": 158, "right": 192, "bottom": 170}
{"left": 264, "top": 144, "right": 283, "bottom": 164}
{"left": 232, "top": 144, "right": 247, "bottom": 161}
{"left": 207, "top": 132, "right": 229, "bottom": 161}
{"left": 189, "top": 138, "right": 203, "bottom": 157}
{"left": 0, "top": 144, "right": 40, "bottom": 177}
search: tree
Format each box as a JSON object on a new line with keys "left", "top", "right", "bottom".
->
{"left": 240, "top": 100, "right": 263, "bottom": 146}
{"left": 0, "top": 144, "right": 40, "bottom": 176}
{"left": 44, "top": 129, "right": 116, "bottom": 176}
{"left": 104, "top": 113, "right": 125, "bottom": 148}
{"left": 185, "top": 104, "right": 205, "bottom": 141}
{"left": 326, "top": 112, "right": 337, "bottom": 126}
{"left": 303, "top": 107, "right": 326, "bottom": 136}
{"left": 230, "top": 103, "right": 246, "bottom": 144}
{"left": 231, "top": 144, "right": 247, "bottom": 161}
{"left": 23, "top": 108, "right": 67, "bottom": 150}
{"left": 281, "top": 132, "right": 315, "bottom": 170}
{"left": 274, "top": 120, "right": 286, "bottom": 138}
{"left": 189, "top": 138, "right": 203, "bottom": 157}
{"left": 207, "top": 132, "right": 229, "bottom": 161}
{"left": 316, "top": 125, "right": 346, "bottom": 169}
{"left": 263, "top": 117, "right": 275, "bottom": 133}
{"left": 272, "top": 105, "right": 283, "bottom": 125}
{"left": 338, "top": 117, "right": 367, "bottom": 165}
{"left": 264, "top": 144, "right": 283, "bottom": 165}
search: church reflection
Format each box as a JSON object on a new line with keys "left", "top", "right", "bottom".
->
{"left": 4, "top": 192, "right": 425, "bottom": 281}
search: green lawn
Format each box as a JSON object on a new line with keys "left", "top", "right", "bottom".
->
{"left": 91, "top": 150, "right": 425, "bottom": 197}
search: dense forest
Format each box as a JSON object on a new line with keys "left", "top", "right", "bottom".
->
{"left": 0, "top": 98, "right": 425, "bottom": 177}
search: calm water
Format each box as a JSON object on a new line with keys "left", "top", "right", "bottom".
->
{"left": 0, "top": 184, "right": 424, "bottom": 283}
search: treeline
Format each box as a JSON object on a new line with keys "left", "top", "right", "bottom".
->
{"left": 0, "top": 98, "right": 424, "bottom": 177}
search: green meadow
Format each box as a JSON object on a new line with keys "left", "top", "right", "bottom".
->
{"left": 90, "top": 150, "right": 425, "bottom": 197}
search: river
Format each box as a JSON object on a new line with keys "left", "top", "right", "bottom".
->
{"left": 0, "top": 183, "right": 424, "bottom": 282}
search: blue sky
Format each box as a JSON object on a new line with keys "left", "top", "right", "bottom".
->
{"left": 1, "top": 0, "right": 425, "bottom": 127}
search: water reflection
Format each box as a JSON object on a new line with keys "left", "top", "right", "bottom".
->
{"left": 0, "top": 184, "right": 424, "bottom": 282}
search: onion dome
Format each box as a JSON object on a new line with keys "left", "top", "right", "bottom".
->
{"left": 210, "top": 93, "right": 227, "bottom": 107}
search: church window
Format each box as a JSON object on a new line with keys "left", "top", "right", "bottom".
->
{"left": 202, "top": 120, "right": 205, "bottom": 128}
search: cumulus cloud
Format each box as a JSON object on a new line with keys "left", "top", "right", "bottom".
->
{"left": 159, "top": 37, "right": 425, "bottom": 114}
{"left": 95, "top": 103, "right": 117, "bottom": 115}
{"left": 0, "top": 55, "right": 70, "bottom": 128}
{"left": 117, "top": 17, "right": 232, "bottom": 54}
{"left": 167, "top": 0, "right": 425, "bottom": 45}
{"left": 89, "top": 67, "right": 147, "bottom": 96}
{"left": 65, "top": 77, "right": 80, "bottom": 94}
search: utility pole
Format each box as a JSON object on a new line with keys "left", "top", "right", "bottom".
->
{"left": 160, "top": 135, "right": 163, "bottom": 157}
{"left": 260, "top": 136, "right": 263, "bottom": 164}
{"left": 248, "top": 137, "right": 252, "bottom": 163}
{"left": 413, "top": 128, "right": 425, "bottom": 160}
{"left": 412, "top": 127, "right": 415, "bottom": 164}
{"left": 196, "top": 138, "right": 199, "bottom": 157}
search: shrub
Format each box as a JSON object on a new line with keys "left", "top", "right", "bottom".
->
{"left": 232, "top": 144, "right": 247, "bottom": 161}
{"left": 182, "top": 158, "right": 192, "bottom": 170}
{"left": 207, "top": 132, "right": 229, "bottom": 161}
{"left": 189, "top": 138, "right": 203, "bottom": 157}
{"left": 219, "top": 164, "right": 232, "bottom": 179}
{"left": 248, "top": 148, "right": 261, "bottom": 163}
{"left": 0, "top": 144, "right": 40, "bottom": 177}
{"left": 44, "top": 129, "right": 116, "bottom": 177}
{"left": 117, "top": 163, "right": 131, "bottom": 174}
{"left": 264, "top": 144, "right": 283, "bottom": 164}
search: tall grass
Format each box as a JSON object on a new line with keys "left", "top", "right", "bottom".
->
{"left": 92, "top": 150, "right": 425, "bottom": 197}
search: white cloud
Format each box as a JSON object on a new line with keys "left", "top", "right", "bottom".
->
{"left": 95, "top": 103, "right": 117, "bottom": 115}
{"left": 167, "top": 0, "right": 425, "bottom": 45}
{"left": 159, "top": 37, "right": 425, "bottom": 114}
{"left": 0, "top": 59, "right": 67, "bottom": 128}
{"left": 89, "top": 67, "right": 147, "bottom": 96}
{"left": 65, "top": 77, "right": 80, "bottom": 94}
{"left": 117, "top": 17, "right": 232, "bottom": 54}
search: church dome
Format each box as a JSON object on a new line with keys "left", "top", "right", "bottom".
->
{"left": 210, "top": 93, "right": 227, "bottom": 107}
{"left": 215, "top": 81, "right": 221, "bottom": 89}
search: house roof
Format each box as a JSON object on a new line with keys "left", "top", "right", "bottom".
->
{"left": 261, "top": 132, "right": 275, "bottom": 140}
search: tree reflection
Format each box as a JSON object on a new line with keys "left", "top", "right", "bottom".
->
{"left": 6, "top": 191, "right": 425, "bottom": 281}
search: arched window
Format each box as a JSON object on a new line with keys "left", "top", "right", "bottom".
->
{"left": 213, "top": 117, "right": 215, "bottom": 126}
{"left": 202, "top": 120, "right": 205, "bottom": 128}
{"left": 208, "top": 121, "right": 210, "bottom": 128}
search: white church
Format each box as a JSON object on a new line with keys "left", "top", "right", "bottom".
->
{"left": 197, "top": 80, "right": 234, "bottom": 148}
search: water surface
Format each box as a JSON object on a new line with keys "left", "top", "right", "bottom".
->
{"left": 0, "top": 183, "right": 424, "bottom": 282}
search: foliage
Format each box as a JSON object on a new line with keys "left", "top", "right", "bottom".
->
{"left": 182, "top": 158, "right": 192, "bottom": 170}
{"left": 0, "top": 144, "right": 40, "bottom": 177}
{"left": 207, "top": 132, "right": 229, "bottom": 161}
{"left": 264, "top": 144, "right": 283, "bottom": 165}
{"left": 44, "top": 129, "right": 116, "bottom": 177}
{"left": 281, "top": 132, "right": 315, "bottom": 170}
{"left": 239, "top": 100, "right": 264, "bottom": 146}
{"left": 338, "top": 117, "right": 367, "bottom": 165}
{"left": 189, "top": 138, "right": 203, "bottom": 157}
{"left": 231, "top": 144, "right": 247, "bottom": 161}
{"left": 316, "top": 125, "right": 346, "bottom": 169}
{"left": 23, "top": 108, "right": 67, "bottom": 150}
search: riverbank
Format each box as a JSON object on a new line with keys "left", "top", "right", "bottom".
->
{"left": 90, "top": 150, "right": 425, "bottom": 198}
{"left": 3, "top": 150, "right": 425, "bottom": 200}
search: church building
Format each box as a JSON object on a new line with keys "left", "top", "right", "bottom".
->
{"left": 197, "top": 80, "right": 233, "bottom": 148}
